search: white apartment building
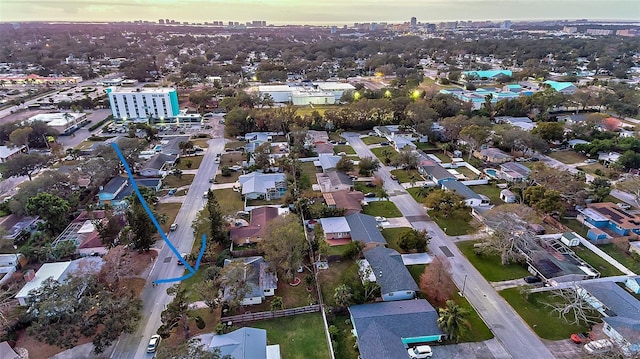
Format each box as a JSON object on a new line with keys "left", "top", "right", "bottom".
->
{"left": 106, "top": 87, "right": 180, "bottom": 121}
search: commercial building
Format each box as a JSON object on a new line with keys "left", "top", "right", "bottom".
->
{"left": 27, "top": 112, "right": 88, "bottom": 135}
{"left": 256, "top": 82, "right": 355, "bottom": 105}
{"left": 106, "top": 87, "right": 179, "bottom": 121}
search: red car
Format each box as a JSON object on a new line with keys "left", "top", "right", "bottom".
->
{"left": 571, "top": 332, "right": 592, "bottom": 344}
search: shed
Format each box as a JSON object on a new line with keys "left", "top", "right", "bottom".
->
{"left": 587, "top": 227, "right": 609, "bottom": 242}
{"left": 625, "top": 277, "right": 640, "bottom": 294}
{"left": 560, "top": 232, "right": 580, "bottom": 247}
{"left": 500, "top": 189, "right": 516, "bottom": 203}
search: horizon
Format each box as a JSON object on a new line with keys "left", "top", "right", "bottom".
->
{"left": 1, "top": 0, "right": 638, "bottom": 25}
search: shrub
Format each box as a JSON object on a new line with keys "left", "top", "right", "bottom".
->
{"left": 195, "top": 316, "right": 205, "bottom": 329}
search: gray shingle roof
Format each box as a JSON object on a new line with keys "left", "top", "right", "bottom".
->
{"left": 420, "top": 161, "right": 455, "bottom": 181}
{"left": 349, "top": 299, "right": 444, "bottom": 359}
{"left": 208, "top": 327, "right": 267, "bottom": 359}
{"left": 581, "top": 281, "right": 640, "bottom": 320}
{"left": 363, "top": 247, "right": 419, "bottom": 295}
{"left": 441, "top": 179, "right": 481, "bottom": 200}
{"left": 345, "top": 213, "right": 386, "bottom": 245}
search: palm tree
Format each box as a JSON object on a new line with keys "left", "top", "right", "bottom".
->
{"left": 437, "top": 300, "right": 471, "bottom": 342}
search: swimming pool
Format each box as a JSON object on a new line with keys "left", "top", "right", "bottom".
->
{"left": 484, "top": 169, "right": 499, "bottom": 179}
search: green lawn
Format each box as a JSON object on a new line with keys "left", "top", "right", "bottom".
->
{"left": 329, "top": 131, "right": 345, "bottom": 142}
{"left": 429, "top": 210, "right": 475, "bottom": 236}
{"left": 560, "top": 218, "right": 589, "bottom": 238}
{"left": 390, "top": 169, "right": 422, "bottom": 184}
{"left": 370, "top": 146, "right": 395, "bottom": 163}
{"left": 317, "top": 261, "right": 359, "bottom": 307}
{"left": 162, "top": 174, "right": 195, "bottom": 189}
{"left": 180, "top": 263, "right": 209, "bottom": 302}
{"left": 224, "top": 141, "right": 246, "bottom": 149}
{"left": 175, "top": 155, "right": 204, "bottom": 170}
{"left": 215, "top": 171, "right": 241, "bottom": 184}
{"left": 295, "top": 105, "right": 342, "bottom": 117}
{"left": 246, "top": 313, "right": 330, "bottom": 359}
{"left": 220, "top": 152, "right": 245, "bottom": 166}
{"left": 333, "top": 145, "right": 356, "bottom": 155}
{"left": 598, "top": 243, "right": 640, "bottom": 274}
{"left": 362, "top": 201, "right": 402, "bottom": 218}
{"left": 500, "top": 287, "right": 593, "bottom": 340}
{"left": 406, "top": 187, "right": 432, "bottom": 203}
{"left": 547, "top": 150, "right": 586, "bottom": 164}
{"left": 155, "top": 202, "right": 182, "bottom": 233}
{"left": 471, "top": 185, "right": 503, "bottom": 204}
{"left": 300, "top": 161, "right": 319, "bottom": 184}
{"left": 326, "top": 242, "right": 351, "bottom": 257}
{"left": 407, "top": 264, "right": 426, "bottom": 284}
{"left": 213, "top": 188, "right": 244, "bottom": 215}
{"left": 457, "top": 241, "right": 531, "bottom": 281}
{"left": 453, "top": 295, "right": 494, "bottom": 342}
{"left": 433, "top": 152, "right": 451, "bottom": 163}
{"left": 382, "top": 228, "right": 413, "bottom": 253}
{"left": 453, "top": 166, "right": 479, "bottom": 180}
{"left": 329, "top": 314, "right": 360, "bottom": 359}
{"left": 361, "top": 136, "right": 387, "bottom": 145}
{"left": 414, "top": 141, "right": 437, "bottom": 150}
{"left": 571, "top": 245, "right": 623, "bottom": 277}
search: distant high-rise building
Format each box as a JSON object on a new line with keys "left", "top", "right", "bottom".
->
{"left": 165, "top": 19, "right": 170, "bottom": 24}
{"left": 410, "top": 17, "right": 417, "bottom": 26}
{"left": 501, "top": 20, "right": 512, "bottom": 30}
{"left": 158, "top": 19, "right": 165, "bottom": 24}
{"left": 331, "top": 26, "right": 337, "bottom": 34}
{"left": 228, "top": 21, "right": 233, "bottom": 26}
{"left": 234, "top": 22, "right": 239, "bottom": 26}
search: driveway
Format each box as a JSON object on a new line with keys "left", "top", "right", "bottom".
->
{"left": 432, "top": 338, "right": 510, "bottom": 359}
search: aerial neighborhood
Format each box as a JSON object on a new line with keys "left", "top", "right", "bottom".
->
{"left": 0, "top": 13, "right": 640, "bottom": 359}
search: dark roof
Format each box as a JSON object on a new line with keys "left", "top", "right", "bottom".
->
{"left": 440, "top": 179, "right": 481, "bottom": 200}
{"left": 420, "top": 161, "right": 455, "bottom": 181}
{"left": 161, "top": 135, "right": 191, "bottom": 155}
{"left": 345, "top": 213, "right": 387, "bottom": 245}
{"left": 349, "top": 299, "right": 444, "bottom": 359}
{"left": 328, "top": 171, "right": 353, "bottom": 187}
{"left": 143, "top": 153, "right": 176, "bottom": 171}
{"left": 363, "top": 247, "right": 419, "bottom": 294}
{"left": 223, "top": 256, "right": 277, "bottom": 300}
{"left": 580, "top": 281, "right": 640, "bottom": 320}
{"left": 323, "top": 190, "right": 364, "bottom": 215}
{"left": 115, "top": 178, "right": 162, "bottom": 200}
{"left": 230, "top": 207, "right": 279, "bottom": 243}
{"left": 500, "top": 162, "right": 531, "bottom": 177}
{"left": 102, "top": 176, "right": 127, "bottom": 195}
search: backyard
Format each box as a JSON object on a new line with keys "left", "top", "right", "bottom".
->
{"left": 175, "top": 155, "right": 204, "bottom": 170}
{"left": 429, "top": 210, "right": 476, "bottom": 236}
{"left": 162, "top": 174, "right": 195, "bottom": 189}
{"left": 457, "top": 240, "right": 531, "bottom": 281}
{"left": 300, "top": 161, "right": 319, "bottom": 184}
{"left": 362, "top": 201, "right": 402, "bottom": 217}
{"left": 212, "top": 188, "right": 244, "bottom": 215}
{"left": 547, "top": 150, "right": 587, "bottom": 164}
{"left": 329, "top": 314, "right": 360, "bottom": 359}
{"left": 472, "top": 184, "right": 503, "bottom": 204}
{"left": 598, "top": 243, "right": 640, "bottom": 274}
{"left": 500, "top": 287, "right": 593, "bottom": 340}
{"left": 571, "top": 245, "right": 623, "bottom": 277}
{"left": 390, "top": 168, "right": 422, "bottom": 184}
{"left": 414, "top": 141, "right": 438, "bottom": 150}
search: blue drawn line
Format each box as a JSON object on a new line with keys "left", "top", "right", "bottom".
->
{"left": 112, "top": 143, "right": 205, "bottom": 284}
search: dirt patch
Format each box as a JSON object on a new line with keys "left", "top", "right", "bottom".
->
{"left": 130, "top": 249, "right": 158, "bottom": 276}
{"left": 15, "top": 328, "right": 93, "bottom": 359}
{"left": 119, "top": 277, "right": 147, "bottom": 298}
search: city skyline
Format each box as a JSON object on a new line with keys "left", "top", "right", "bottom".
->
{"left": 1, "top": 0, "right": 639, "bottom": 25}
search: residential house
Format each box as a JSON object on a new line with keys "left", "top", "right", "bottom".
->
{"left": 0, "top": 145, "right": 25, "bottom": 163}
{"left": 316, "top": 171, "right": 354, "bottom": 193}
{"left": 15, "top": 257, "right": 104, "bottom": 306}
{"left": 238, "top": 172, "right": 287, "bottom": 200}
{"left": 499, "top": 162, "right": 531, "bottom": 182}
{"left": 543, "top": 80, "right": 578, "bottom": 94}
{"left": 98, "top": 176, "right": 162, "bottom": 207}
{"left": 440, "top": 179, "right": 489, "bottom": 207}
{"left": 580, "top": 202, "right": 640, "bottom": 237}
{"left": 579, "top": 281, "right": 640, "bottom": 355}
{"left": 345, "top": 213, "right": 387, "bottom": 248}
{"left": 305, "top": 130, "right": 329, "bottom": 146}
{"left": 360, "top": 246, "right": 419, "bottom": 301}
{"left": 140, "top": 153, "right": 177, "bottom": 177}
{"left": 598, "top": 152, "right": 622, "bottom": 166}
{"left": 625, "top": 277, "right": 640, "bottom": 294}
{"left": 349, "top": 299, "right": 445, "bottom": 359}
{"left": 319, "top": 217, "right": 351, "bottom": 245}
{"left": 392, "top": 137, "right": 417, "bottom": 152}
{"left": 230, "top": 207, "right": 280, "bottom": 245}
{"left": 568, "top": 139, "right": 589, "bottom": 148}
{"left": 222, "top": 256, "right": 277, "bottom": 306}
{"left": 52, "top": 210, "right": 122, "bottom": 256}
{"left": 315, "top": 154, "right": 343, "bottom": 173}
{"left": 494, "top": 116, "right": 537, "bottom": 131}
{"left": 500, "top": 189, "right": 516, "bottom": 203}
{"left": 314, "top": 142, "right": 334, "bottom": 155}
{"left": 0, "top": 341, "right": 19, "bottom": 359}
{"left": 244, "top": 132, "right": 274, "bottom": 145}
{"left": 474, "top": 148, "right": 513, "bottom": 164}
{"left": 205, "top": 327, "right": 281, "bottom": 359}
{"left": 418, "top": 160, "right": 455, "bottom": 185}
{"left": 0, "top": 214, "right": 38, "bottom": 242}
{"left": 323, "top": 190, "right": 364, "bottom": 215}
{"left": 558, "top": 113, "right": 590, "bottom": 125}
{"left": 158, "top": 135, "right": 190, "bottom": 156}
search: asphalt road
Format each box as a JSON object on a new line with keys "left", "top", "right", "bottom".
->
{"left": 109, "top": 117, "right": 226, "bottom": 359}
{"left": 345, "top": 133, "right": 554, "bottom": 359}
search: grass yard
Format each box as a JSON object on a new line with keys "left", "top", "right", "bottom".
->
{"left": 329, "top": 131, "right": 346, "bottom": 142}
{"left": 361, "top": 136, "right": 387, "bottom": 145}
{"left": 300, "top": 161, "right": 319, "bottom": 184}
{"left": 382, "top": 228, "right": 413, "bottom": 254}
{"left": 453, "top": 166, "right": 479, "bottom": 180}
{"left": 333, "top": 145, "right": 356, "bottom": 155}
{"left": 215, "top": 171, "right": 241, "bottom": 184}
{"left": 500, "top": 287, "right": 592, "bottom": 340}
{"left": 457, "top": 241, "right": 530, "bottom": 281}
{"left": 162, "top": 174, "right": 195, "bottom": 189}
{"left": 547, "top": 150, "right": 587, "bottom": 164}
{"left": 433, "top": 152, "right": 451, "bottom": 163}
{"left": 429, "top": 210, "right": 475, "bottom": 236}
{"left": 224, "top": 141, "right": 246, "bottom": 149}
{"left": 155, "top": 202, "right": 182, "bottom": 233}
{"left": 318, "top": 261, "right": 353, "bottom": 306}
{"left": 390, "top": 168, "right": 422, "bottom": 184}
{"left": 247, "top": 313, "right": 330, "bottom": 359}
{"left": 414, "top": 141, "right": 438, "bottom": 150}
{"left": 180, "top": 263, "right": 209, "bottom": 302}
{"left": 370, "top": 146, "right": 395, "bottom": 163}
{"left": 326, "top": 242, "right": 351, "bottom": 257}
{"left": 575, "top": 163, "right": 610, "bottom": 177}
{"left": 560, "top": 218, "right": 589, "bottom": 238}
{"left": 598, "top": 243, "right": 640, "bottom": 274}
{"left": 220, "top": 152, "right": 245, "bottom": 166}
{"left": 471, "top": 184, "right": 503, "bottom": 204}
{"left": 453, "top": 295, "right": 494, "bottom": 342}
{"left": 406, "top": 187, "right": 432, "bottom": 203}
{"left": 362, "top": 201, "right": 402, "bottom": 218}
{"left": 407, "top": 264, "right": 426, "bottom": 284}
{"left": 295, "top": 104, "right": 341, "bottom": 117}
{"left": 571, "top": 245, "right": 623, "bottom": 277}
{"left": 330, "top": 314, "right": 360, "bottom": 359}
{"left": 192, "top": 139, "right": 209, "bottom": 148}
{"left": 175, "top": 155, "right": 204, "bottom": 170}
{"left": 212, "top": 188, "right": 244, "bottom": 215}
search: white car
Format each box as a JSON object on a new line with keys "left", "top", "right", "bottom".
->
{"left": 177, "top": 253, "right": 188, "bottom": 265}
{"left": 617, "top": 202, "right": 632, "bottom": 210}
{"left": 583, "top": 339, "right": 613, "bottom": 354}
{"left": 147, "top": 334, "right": 161, "bottom": 353}
{"left": 170, "top": 223, "right": 178, "bottom": 231}
{"left": 408, "top": 345, "right": 432, "bottom": 358}
{"left": 375, "top": 216, "right": 387, "bottom": 223}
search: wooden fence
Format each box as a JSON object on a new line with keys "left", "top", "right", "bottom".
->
{"left": 221, "top": 304, "right": 321, "bottom": 324}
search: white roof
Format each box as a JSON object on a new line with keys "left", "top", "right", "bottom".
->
{"left": 319, "top": 216, "right": 350, "bottom": 233}
{"left": 15, "top": 261, "right": 71, "bottom": 299}
{"left": 28, "top": 112, "right": 85, "bottom": 126}
{"left": 78, "top": 220, "right": 96, "bottom": 234}
{"left": 257, "top": 85, "right": 292, "bottom": 92}
{"left": 238, "top": 172, "right": 286, "bottom": 195}
{"left": 0, "top": 145, "right": 23, "bottom": 159}
{"left": 314, "top": 82, "right": 356, "bottom": 90}
{"left": 108, "top": 87, "right": 174, "bottom": 94}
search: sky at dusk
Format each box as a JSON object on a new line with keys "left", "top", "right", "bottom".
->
{"left": 0, "top": 0, "right": 639, "bottom": 24}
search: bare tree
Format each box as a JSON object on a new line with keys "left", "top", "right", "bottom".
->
{"left": 543, "top": 285, "right": 601, "bottom": 327}
{"left": 419, "top": 256, "right": 457, "bottom": 307}
{"left": 475, "top": 205, "right": 535, "bottom": 265}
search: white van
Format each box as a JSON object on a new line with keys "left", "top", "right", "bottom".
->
{"left": 583, "top": 339, "right": 613, "bottom": 354}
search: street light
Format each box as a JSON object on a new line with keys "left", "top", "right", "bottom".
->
{"left": 459, "top": 274, "right": 468, "bottom": 297}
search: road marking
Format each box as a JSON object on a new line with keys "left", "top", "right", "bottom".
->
{"left": 439, "top": 246, "right": 454, "bottom": 257}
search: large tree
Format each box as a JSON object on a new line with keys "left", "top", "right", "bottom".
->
{"left": 160, "top": 285, "right": 193, "bottom": 339}
{"left": 476, "top": 204, "right": 536, "bottom": 265}
{"left": 155, "top": 339, "right": 221, "bottom": 359}
{"left": 206, "top": 189, "right": 227, "bottom": 245}
{"left": 544, "top": 286, "right": 601, "bottom": 327}
{"left": 0, "top": 153, "right": 50, "bottom": 181}
{"left": 126, "top": 196, "right": 157, "bottom": 251}
{"left": 26, "top": 275, "right": 142, "bottom": 354}
{"left": 531, "top": 122, "right": 565, "bottom": 142}
{"left": 419, "top": 256, "right": 457, "bottom": 307}
{"left": 9, "top": 126, "right": 33, "bottom": 151}
{"left": 220, "top": 260, "right": 253, "bottom": 310}
{"left": 438, "top": 300, "right": 471, "bottom": 342}
{"left": 260, "top": 214, "right": 308, "bottom": 281}
{"left": 423, "top": 189, "right": 466, "bottom": 218}
{"left": 358, "top": 156, "right": 380, "bottom": 176}
{"left": 25, "top": 192, "right": 70, "bottom": 234}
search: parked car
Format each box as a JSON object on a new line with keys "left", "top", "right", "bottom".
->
{"left": 524, "top": 276, "right": 542, "bottom": 284}
{"left": 203, "top": 192, "right": 208, "bottom": 199}
{"left": 617, "top": 202, "right": 632, "bottom": 210}
{"left": 168, "top": 189, "right": 176, "bottom": 195}
{"left": 583, "top": 339, "right": 613, "bottom": 354}
{"left": 170, "top": 223, "right": 178, "bottom": 231}
{"left": 390, "top": 174, "right": 398, "bottom": 180}
{"left": 375, "top": 216, "right": 387, "bottom": 223}
{"left": 408, "top": 345, "right": 432, "bottom": 358}
{"left": 530, "top": 157, "right": 540, "bottom": 162}
{"left": 364, "top": 192, "right": 376, "bottom": 198}
{"left": 571, "top": 332, "right": 593, "bottom": 344}
{"left": 177, "top": 253, "right": 188, "bottom": 265}
{"left": 147, "top": 335, "right": 161, "bottom": 353}
{"left": 209, "top": 178, "right": 215, "bottom": 183}
{"left": 380, "top": 142, "right": 390, "bottom": 146}
{"left": 585, "top": 159, "right": 597, "bottom": 164}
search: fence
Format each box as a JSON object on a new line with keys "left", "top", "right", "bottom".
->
{"left": 221, "top": 304, "right": 321, "bottom": 324}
